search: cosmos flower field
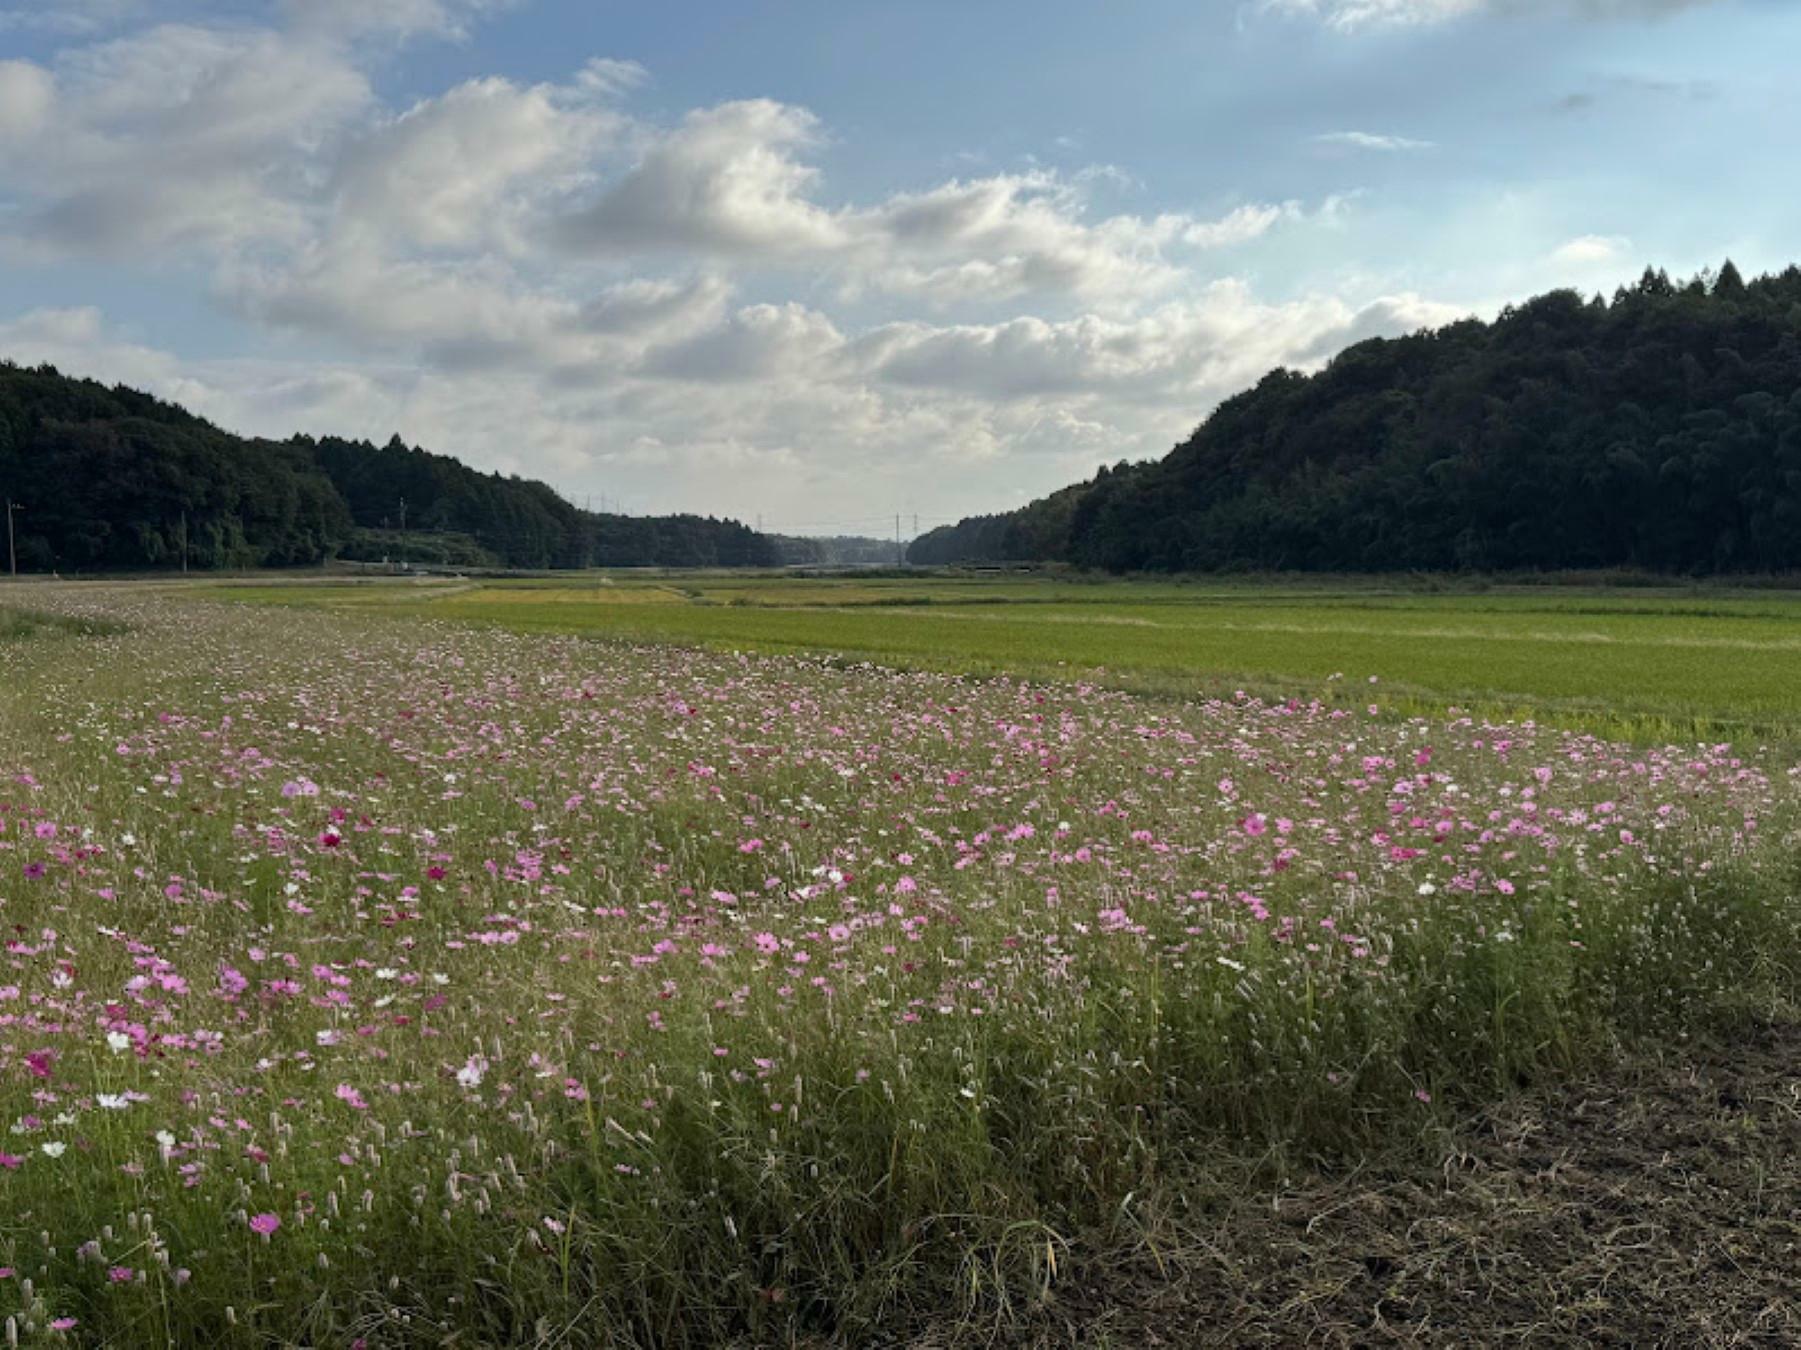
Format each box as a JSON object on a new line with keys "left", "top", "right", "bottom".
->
{"left": 0, "top": 589, "right": 1796, "bottom": 1345}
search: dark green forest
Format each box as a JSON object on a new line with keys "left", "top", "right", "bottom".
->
{"left": 910, "top": 262, "right": 1801, "bottom": 573}
{"left": 0, "top": 363, "right": 779, "bottom": 572}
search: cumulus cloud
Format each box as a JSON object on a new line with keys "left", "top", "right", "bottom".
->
{"left": 554, "top": 103, "right": 1316, "bottom": 303}
{"left": 332, "top": 76, "right": 620, "bottom": 252}
{"left": 0, "top": 23, "right": 370, "bottom": 255}
{"left": 556, "top": 100, "right": 847, "bottom": 256}
{"left": 0, "top": 2, "right": 1480, "bottom": 524}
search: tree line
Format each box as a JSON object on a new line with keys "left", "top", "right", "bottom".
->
{"left": 910, "top": 261, "right": 1801, "bottom": 574}
{"left": 0, "top": 364, "right": 780, "bottom": 572}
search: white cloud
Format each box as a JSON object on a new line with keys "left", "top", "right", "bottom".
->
{"left": 1265, "top": 0, "right": 1718, "bottom": 29}
{"left": 283, "top": 0, "right": 518, "bottom": 42}
{"left": 332, "top": 76, "right": 619, "bottom": 252}
{"left": 1182, "top": 202, "right": 1303, "bottom": 246}
{"left": 557, "top": 99, "right": 848, "bottom": 256}
{"left": 1551, "top": 233, "right": 1632, "bottom": 265}
{"left": 1262, "top": 0, "right": 1480, "bottom": 29}
{"left": 555, "top": 104, "right": 1316, "bottom": 304}
{"left": 1314, "top": 131, "right": 1435, "bottom": 152}
{"left": 0, "top": 307, "right": 215, "bottom": 411}
{"left": 0, "top": 4, "right": 1481, "bottom": 526}
{"left": 0, "top": 24, "right": 370, "bottom": 255}
{"left": 0, "top": 59, "right": 53, "bottom": 135}
{"left": 574, "top": 58, "right": 650, "bottom": 101}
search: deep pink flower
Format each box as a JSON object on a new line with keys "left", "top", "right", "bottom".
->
{"left": 249, "top": 1212, "right": 281, "bottom": 1236}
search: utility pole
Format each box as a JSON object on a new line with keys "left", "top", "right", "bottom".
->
{"left": 397, "top": 496, "right": 407, "bottom": 571}
{"left": 895, "top": 513, "right": 902, "bottom": 567}
{"left": 5, "top": 499, "right": 19, "bottom": 579}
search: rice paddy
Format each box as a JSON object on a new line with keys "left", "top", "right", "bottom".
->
{"left": 205, "top": 573, "right": 1801, "bottom": 741}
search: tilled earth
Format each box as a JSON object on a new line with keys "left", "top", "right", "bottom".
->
{"left": 912, "top": 1021, "right": 1800, "bottom": 1348}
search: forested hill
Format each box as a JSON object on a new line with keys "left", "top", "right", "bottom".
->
{"left": 0, "top": 363, "right": 778, "bottom": 571}
{"left": 910, "top": 262, "right": 1801, "bottom": 574}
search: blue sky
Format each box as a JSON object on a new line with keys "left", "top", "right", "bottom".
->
{"left": 0, "top": 0, "right": 1794, "bottom": 533}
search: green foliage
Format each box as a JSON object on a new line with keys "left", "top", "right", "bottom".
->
{"left": 769, "top": 534, "right": 902, "bottom": 566}
{"left": 0, "top": 364, "right": 781, "bottom": 573}
{"left": 335, "top": 527, "right": 501, "bottom": 569}
{"left": 912, "top": 261, "right": 1801, "bottom": 574}
{"left": 0, "top": 363, "right": 351, "bottom": 571}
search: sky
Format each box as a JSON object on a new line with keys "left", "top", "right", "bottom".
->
{"left": 0, "top": 1, "right": 1796, "bottom": 537}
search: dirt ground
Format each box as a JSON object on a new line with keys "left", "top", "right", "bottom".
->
{"left": 910, "top": 1021, "right": 1800, "bottom": 1348}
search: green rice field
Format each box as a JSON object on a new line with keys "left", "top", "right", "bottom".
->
{"left": 199, "top": 572, "right": 1801, "bottom": 742}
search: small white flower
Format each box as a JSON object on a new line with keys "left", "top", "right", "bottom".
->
{"left": 1216, "top": 955, "right": 1246, "bottom": 973}
{"left": 316, "top": 1030, "right": 340, "bottom": 1047}
{"left": 40, "top": 1141, "right": 66, "bottom": 1158}
{"left": 96, "top": 1094, "right": 130, "bottom": 1111}
{"left": 456, "top": 1056, "right": 486, "bottom": 1090}
{"left": 374, "top": 968, "right": 398, "bottom": 981}
{"left": 1417, "top": 883, "right": 1437, "bottom": 896}
{"left": 106, "top": 1032, "right": 131, "bottom": 1053}
{"left": 120, "top": 833, "right": 136, "bottom": 847}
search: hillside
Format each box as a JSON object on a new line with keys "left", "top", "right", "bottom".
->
{"left": 910, "top": 262, "right": 1801, "bottom": 573}
{"left": 0, "top": 363, "right": 778, "bottom": 572}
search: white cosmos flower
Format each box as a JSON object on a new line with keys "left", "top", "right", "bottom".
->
{"left": 96, "top": 1093, "right": 130, "bottom": 1110}
{"left": 106, "top": 1032, "right": 131, "bottom": 1053}
{"left": 41, "top": 1141, "right": 66, "bottom": 1158}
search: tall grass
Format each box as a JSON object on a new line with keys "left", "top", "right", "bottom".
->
{"left": 0, "top": 590, "right": 1794, "bottom": 1345}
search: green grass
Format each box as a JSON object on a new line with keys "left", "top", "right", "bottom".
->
{"left": 0, "top": 604, "right": 125, "bottom": 640}
{"left": 201, "top": 573, "right": 1801, "bottom": 743}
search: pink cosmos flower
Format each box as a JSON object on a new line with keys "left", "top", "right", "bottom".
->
{"left": 249, "top": 1212, "right": 280, "bottom": 1236}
